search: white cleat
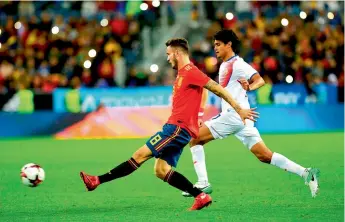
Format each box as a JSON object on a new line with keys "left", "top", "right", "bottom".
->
{"left": 304, "top": 168, "right": 320, "bottom": 198}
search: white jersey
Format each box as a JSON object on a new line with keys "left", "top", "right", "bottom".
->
{"left": 218, "top": 55, "right": 257, "bottom": 112}
{"left": 204, "top": 55, "right": 262, "bottom": 149}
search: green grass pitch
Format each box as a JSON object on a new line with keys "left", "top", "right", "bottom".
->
{"left": 0, "top": 132, "right": 343, "bottom": 221}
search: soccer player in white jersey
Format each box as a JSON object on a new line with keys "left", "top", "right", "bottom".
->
{"left": 182, "top": 29, "right": 320, "bottom": 198}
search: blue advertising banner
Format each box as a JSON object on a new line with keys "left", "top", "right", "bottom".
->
{"left": 53, "top": 87, "right": 173, "bottom": 112}
{"left": 271, "top": 84, "right": 338, "bottom": 105}
{"left": 53, "top": 84, "right": 339, "bottom": 112}
{"left": 0, "top": 105, "right": 342, "bottom": 137}
{"left": 271, "top": 84, "right": 308, "bottom": 105}
{"left": 209, "top": 84, "right": 338, "bottom": 108}
{"left": 0, "top": 112, "right": 87, "bottom": 137}
{"left": 255, "top": 104, "right": 344, "bottom": 133}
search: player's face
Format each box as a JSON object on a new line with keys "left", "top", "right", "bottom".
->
{"left": 166, "top": 46, "right": 178, "bottom": 70}
{"left": 214, "top": 40, "right": 231, "bottom": 60}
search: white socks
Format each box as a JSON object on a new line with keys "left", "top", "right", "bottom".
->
{"left": 191, "top": 145, "right": 209, "bottom": 184}
{"left": 270, "top": 152, "right": 306, "bottom": 177}
{"left": 191, "top": 148, "right": 306, "bottom": 183}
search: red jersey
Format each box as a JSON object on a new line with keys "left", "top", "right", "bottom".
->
{"left": 167, "top": 63, "right": 210, "bottom": 138}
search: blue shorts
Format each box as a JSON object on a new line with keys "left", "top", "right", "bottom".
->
{"left": 146, "top": 124, "right": 191, "bottom": 167}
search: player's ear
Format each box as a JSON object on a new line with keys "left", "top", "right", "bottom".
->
{"left": 174, "top": 49, "right": 180, "bottom": 58}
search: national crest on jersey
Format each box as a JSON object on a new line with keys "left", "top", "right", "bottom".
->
{"left": 172, "top": 75, "right": 184, "bottom": 99}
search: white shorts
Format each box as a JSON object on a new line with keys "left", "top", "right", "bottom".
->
{"left": 204, "top": 109, "right": 262, "bottom": 149}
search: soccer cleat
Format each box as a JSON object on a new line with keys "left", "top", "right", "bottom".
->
{"left": 304, "top": 168, "right": 320, "bottom": 198}
{"left": 188, "top": 193, "right": 212, "bottom": 211}
{"left": 182, "top": 182, "right": 213, "bottom": 197}
{"left": 80, "top": 171, "right": 100, "bottom": 191}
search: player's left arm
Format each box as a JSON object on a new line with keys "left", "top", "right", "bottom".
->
{"left": 189, "top": 68, "right": 258, "bottom": 123}
{"left": 248, "top": 73, "right": 265, "bottom": 91}
{"left": 237, "top": 60, "right": 265, "bottom": 91}
{"left": 238, "top": 73, "right": 265, "bottom": 91}
{"left": 204, "top": 79, "right": 258, "bottom": 123}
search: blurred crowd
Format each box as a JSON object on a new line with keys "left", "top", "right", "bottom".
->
{"left": 190, "top": 1, "right": 344, "bottom": 101}
{"left": 0, "top": 1, "right": 344, "bottom": 102}
{"left": 0, "top": 1, "right": 161, "bottom": 93}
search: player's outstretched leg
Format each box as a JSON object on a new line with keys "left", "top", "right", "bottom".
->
{"left": 182, "top": 144, "right": 213, "bottom": 197}
{"left": 250, "top": 141, "right": 320, "bottom": 197}
{"left": 80, "top": 145, "right": 151, "bottom": 191}
{"left": 155, "top": 158, "right": 212, "bottom": 210}
{"left": 182, "top": 125, "right": 215, "bottom": 197}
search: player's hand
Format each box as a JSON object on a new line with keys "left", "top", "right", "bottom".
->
{"left": 237, "top": 78, "right": 250, "bottom": 91}
{"left": 239, "top": 108, "right": 259, "bottom": 124}
{"left": 198, "top": 118, "right": 203, "bottom": 128}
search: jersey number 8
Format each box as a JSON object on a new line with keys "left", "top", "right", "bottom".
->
{"left": 150, "top": 134, "right": 162, "bottom": 146}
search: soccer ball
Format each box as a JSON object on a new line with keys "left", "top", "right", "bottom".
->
{"left": 20, "top": 163, "right": 45, "bottom": 187}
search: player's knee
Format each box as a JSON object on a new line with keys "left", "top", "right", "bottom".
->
{"left": 132, "top": 149, "right": 150, "bottom": 165}
{"left": 154, "top": 167, "right": 169, "bottom": 180}
{"left": 189, "top": 139, "right": 198, "bottom": 147}
{"left": 189, "top": 138, "right": 202, "bottom": 147}
{"left": 256, "top": 152, "right": 273, "bottom": 163}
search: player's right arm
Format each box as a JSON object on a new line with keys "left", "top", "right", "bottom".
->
{"left": 200, "top": 88, "right": 208, "bottom": 111}
{"left": 198, "top": 89, "right": 208, "bottom": 127}
{"left": 204, "top": 79, "right": 258, "bottom": 123}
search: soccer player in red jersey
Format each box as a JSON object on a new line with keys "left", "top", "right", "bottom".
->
{"left": 80, "top": 38, "right": 258, "bottom": 211}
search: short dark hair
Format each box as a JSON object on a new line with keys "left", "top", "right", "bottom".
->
{"left": 165, "top": 38, "right": 189, "bottom": 53}
{"left": 214, "top": 29, "right": 241, "bottom": 54}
